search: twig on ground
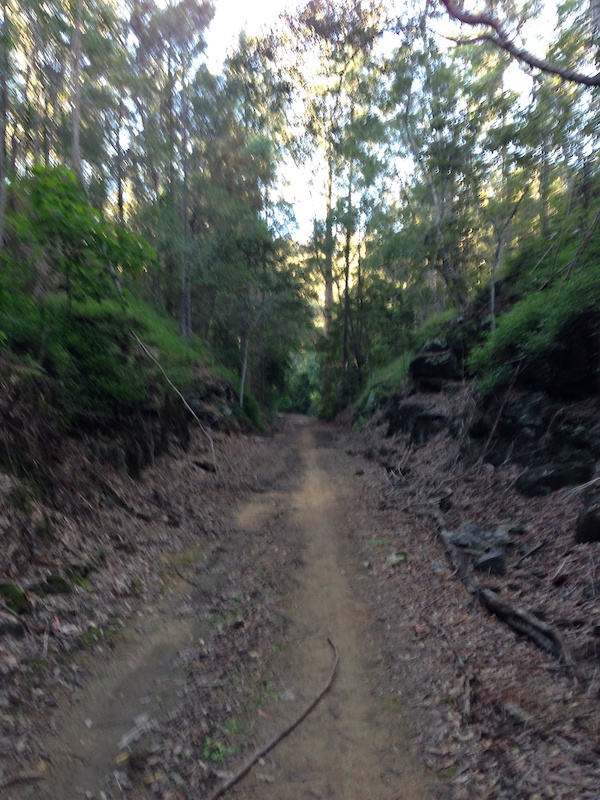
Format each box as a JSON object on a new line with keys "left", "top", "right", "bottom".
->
{"left": 173, "top": 564, "right": 203, "bottom": 589}
{"left": 0, "top": 771, "right": 46, "bottom": 789}
{"left": 42, "top": 619, "right": 49, "bottom": 658}
{"left": 566, "top": 475, "right": 600, "bottom": 497}
{"left": 207, "top": 638, "right": 339, "bottom": 800}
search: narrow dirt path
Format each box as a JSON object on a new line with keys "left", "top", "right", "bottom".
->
{"left": 4, "top": 416, "right": 432, "bottom": 799}
{"left": 230, "top": 418, "right": 432, "bottom": 799}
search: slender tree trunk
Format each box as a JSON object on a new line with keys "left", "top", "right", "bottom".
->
{"left": 539, "top": 140, "right": 550, "bottom": 237}
{"left": 167, "top": 47, "right": 175, "bottom": 192}
{"left": 71, "top": 0, "right": 84, "bottom": 182}
{"left": 179, "top": 63, "right": 193, "bottom": 341}
{"left": 352, "top": 239, "right": 365, "bottom": 385}
{"left": 342, "top": 154, "right": 354, "bottom": 378}
{"left": 0, "top": 0, "right": 8, "bottom": 250}
{"left": 116, "top": 97, "right": 125, "bottom": 225}
{"left": 43, "top": 96, "right": 51, "bottom": 166}
{"left": 239, "top": 328, "right": 250, "bottom": 409}
{"left": 323, "top": 142, "right": 334, "bottom": 329}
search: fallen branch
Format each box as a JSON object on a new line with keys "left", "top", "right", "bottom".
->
{"left": 0, "top": 771, "right": 46, "bottom": 789}
{"left": 429, "top": 507, "right": 583, "bottom": 682}
{"left": 478, "top": 587, "right": 566, "bottom": 659}
{"left": 207, "top": 638, "right": 339, "bottom": 800}
{"left": 131, "top": 332, "right": 222, "bottom": 474}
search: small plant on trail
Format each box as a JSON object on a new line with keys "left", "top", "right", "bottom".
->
{"left": 202, "top": 736, "right": 235, "bottom": 764}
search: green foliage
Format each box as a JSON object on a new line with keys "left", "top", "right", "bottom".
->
{"left": 406, "top": 308, "right": 458, "bottom": 351}
{"left": 278, "top": 352, "right": 320, "bottom": 414}
{"left": 352, "top": 352, "right": 414, "bottom": 425}
{"left": 0, "top": 289, "right": 209, "bottom": 426}
{"left": 202, "top": 736, "right": 235, "bottom": 764}
{"left": 7, "top": 167, "right": 155, "bottom": 306}
{"left": 469, "top": 256, "right": 600, "bottom": 395}
{"left": 352, "top": 308, "right": 457, "bottom": 425}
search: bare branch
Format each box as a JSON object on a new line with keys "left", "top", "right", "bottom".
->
{"left": 438, "top": 0, "right": 600, "bottom": 87}
{"left": 208, "top": 638, "right": 339, "bottom": 800}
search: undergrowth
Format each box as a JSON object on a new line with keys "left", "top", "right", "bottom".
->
{"left": 469, "top": 255, "right": 600, "bottom": 396}
{"left": 352, "top": 308, "right": 457, "bottom": 424}
{"left": 0, "top": 290, "right": 206, "bottom": 426}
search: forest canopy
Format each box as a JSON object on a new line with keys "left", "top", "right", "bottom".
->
{"left": 0, "top": 0, "right": 598, "bottom": 417}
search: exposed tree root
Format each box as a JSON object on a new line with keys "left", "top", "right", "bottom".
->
{"left": 207, "top": 638, "right": 339, "bottom": 800}
{"left": 430, "top": 507, "right": 583, "bottom": 683}
{"left": 0, "top": 771, "right": 46, "bottom": 789}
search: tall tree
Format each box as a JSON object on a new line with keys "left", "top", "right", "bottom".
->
{"left": 285, "top": 0, "right": 384, "bottom": 328}
{"left": 0, "top": 0, "right": 10, "bottom": 248}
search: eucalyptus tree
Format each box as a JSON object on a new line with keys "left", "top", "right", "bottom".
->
{"left": 386, "top": 33, "right": 481, "bottom": 308}
{"left": 284, "top": 0, "right": 384, "bottom": 324}
{"left": 183, "top": 34, "right": 307, "bottom": 400}
{"left": 439, "top": 0, "right": 600, "bottom": 87}
{"left": 0, "top": 0, "right": 11, "bottom": 248}
{"left": 128, "top": 0, "right": 214, "bottom": 338}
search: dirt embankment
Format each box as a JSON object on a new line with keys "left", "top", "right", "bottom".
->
{"left": 1, "top": 410, "right": 599, "bottom": 799}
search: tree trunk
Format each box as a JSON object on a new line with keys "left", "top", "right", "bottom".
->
{"left": 116, "top": 97, "right": 125, "bottom": 225}
{"left": 323, "top": 143, "right": 334, "bottom": 330}
{"left": 342, "top": 154, "right": 354, "bottom": 378}
{"left": 0, "top": 0, "right": 8, "bottom": 250}
{"left": 179, "top": 62, "right": 193, "bottom": 341}
{"left": 71, "top": 0, "right": 84, "bottom": 183}
{"left": 239, "top": 329, "right": 250, "bottom": 410}
{"left": 539, "top": 140, "right": 550, "bottom": 237}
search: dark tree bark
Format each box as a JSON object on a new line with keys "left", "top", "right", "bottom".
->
{"left": 439, "top": 0, "right": 600, "bottom": 87}
{"left": 0, "top": 0, "right": 8, "bottom": 250}
{"left": 71, "top": 0, "right": 84, "bottom": 182}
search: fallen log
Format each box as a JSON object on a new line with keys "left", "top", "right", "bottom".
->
{"left": 429, "top": 507, "right": 582, "bottom": 682}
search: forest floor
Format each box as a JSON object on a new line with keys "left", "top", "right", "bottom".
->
{"left": 1, "top": 401, "right": 599, "bottom": 799}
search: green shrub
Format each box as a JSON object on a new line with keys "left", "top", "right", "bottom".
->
{"left": 468, "top": 259, "right": 600, "bottom": 395}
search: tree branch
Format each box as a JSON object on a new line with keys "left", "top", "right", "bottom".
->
{"left": 438, "top": 0, "right": 600, "bottom": 87}
{"left": 207, "top": 639, "right": 339, "bottom": 800}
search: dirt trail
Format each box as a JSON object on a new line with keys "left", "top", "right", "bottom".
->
{"left": 231, "top": 419, "right": 431, "bottom": 799}
{"left": 5, "top": 417, "right": 431, "bottom": 799}
{"left": 6, "top": 570, "right": 214, "bottom": 800}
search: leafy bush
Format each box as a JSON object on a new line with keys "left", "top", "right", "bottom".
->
{"left": 468, "top": 260, "right": 600, "bottom": 395}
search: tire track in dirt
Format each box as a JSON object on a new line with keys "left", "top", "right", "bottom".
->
{"left": 231, "top": 418, "right": 432, "bottom": 799}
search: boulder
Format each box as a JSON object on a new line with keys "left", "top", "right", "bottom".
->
{"left": 385, "top": 402, "right": 452, "bottom": 445}
{"left": 410, "top": 349, "right": 460, "bottom": 386}
{"left": 515, "top": 463, "right": 594, "bottom": 497}
{"left": 501, "top": 393, "right": 548, "bottom": 434}
{"left": 446, "top": 521, "right": 486, "bottom": 550}
{"left": 516, "top": 312, "right": 600, "bottom": 400}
